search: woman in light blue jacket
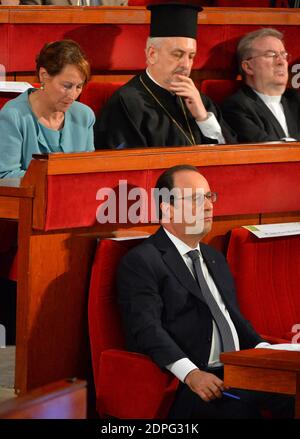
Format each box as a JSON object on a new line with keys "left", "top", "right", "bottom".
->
{"left": 0, "top": 39, "right": 95, "bottom": 178}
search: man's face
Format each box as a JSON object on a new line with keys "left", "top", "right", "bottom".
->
{"left": 242, "top": 36, "right": 289, "bottom": 94}
{"left": 165, "top": 170, "right": 214, "bottom": 239}
{"left": 148, "top": 37, "right": 197, "bottom": 90}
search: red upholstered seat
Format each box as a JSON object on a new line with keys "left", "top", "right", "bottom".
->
{"left": 79, "top": 81, "right": 125, "bottom": 115}
{"left": 200, "top": 79, "right": 241, "bottom": 106}
{"left": 88, "top": 238, "right": 178, "bottom": 419}
{"left": 128, "top": 0, "right": 145, "bottom": 4}
{"left": 0, "top": 92, "right": 19, "bottom": 109}
{"left": 227, "top": 227, "right": 300, "bottom": 343}
{"left": 214, "top": 0, "right": 282, "bottom": 6}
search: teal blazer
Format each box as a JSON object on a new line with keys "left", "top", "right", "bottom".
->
{"left": 0, "top": 89, "right": 95, "bottom": 178}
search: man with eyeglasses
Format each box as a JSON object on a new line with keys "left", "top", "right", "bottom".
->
{"left": 222, "top": 28, "right": 300, "bottom": 143}
{"left": 117, "top": 164, "right": 294, "bottom": 418}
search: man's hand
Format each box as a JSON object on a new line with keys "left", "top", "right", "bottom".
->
{"left": 184, "top": 369, "right": 227, "bottom": 402}
{"left": 169, "top": 74, "right": 208, "bottom": 122}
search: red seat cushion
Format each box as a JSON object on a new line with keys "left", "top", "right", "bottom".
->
{"left": 200, "top": 79, "right": 241, "bottom": 105}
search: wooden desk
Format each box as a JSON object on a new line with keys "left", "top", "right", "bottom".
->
{"left": 221, "top": 348, "right": 300, "bottom": 418}
{"left": 1, "top": 143, "right": 300, "bottom": 394}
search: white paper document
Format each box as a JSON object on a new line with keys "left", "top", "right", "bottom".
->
{"left": 243, "top": 222, "right": 300, "bottom": 238}
{"left": 0, "top": 81, "right": 32, "bottom": 93}
{"left": 257, "top": 343, "right": 300, "bottom": 351}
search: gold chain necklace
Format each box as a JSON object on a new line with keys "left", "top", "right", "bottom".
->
{"left": 139, "top": 75, "right": 196, "bottom": 146}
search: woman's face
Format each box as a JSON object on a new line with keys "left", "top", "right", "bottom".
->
{"left": 40, "top": 64, "right": 86, "bottom": 112}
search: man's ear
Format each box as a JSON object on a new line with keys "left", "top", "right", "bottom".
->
{"left": 147, "top": 46, "right": 159, "bottom": 66}
{"left": 241, "top": 60, "right": 253, "bottom": 76}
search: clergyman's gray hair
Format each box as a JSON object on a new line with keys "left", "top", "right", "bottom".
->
{"left": 145, "top": 37, "right": 165, "bottom": 65}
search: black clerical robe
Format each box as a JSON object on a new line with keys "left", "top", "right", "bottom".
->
{"left": 94, "top": 71, "right": 236, "bottom": 149}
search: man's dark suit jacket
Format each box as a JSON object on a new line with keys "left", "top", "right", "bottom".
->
{"left": 117, "top": 227, "right": 263, "bottom": 372}
{"left": 221, "top": 84, "right": 300, "bottom": 143}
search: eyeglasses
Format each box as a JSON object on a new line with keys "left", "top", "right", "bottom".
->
{"left": 246, "top": 50, "right": 290, "bottom": 62}
{"left": 176, "top": 191, "right": 217, "bottom": 204}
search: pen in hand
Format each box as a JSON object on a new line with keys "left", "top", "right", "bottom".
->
{"left": 223, "top": 391, "right": 241, "bottom": 400}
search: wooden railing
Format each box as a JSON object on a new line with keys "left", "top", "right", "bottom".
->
{"left": 1, "top": 6, "right": 300, "bottom": 25}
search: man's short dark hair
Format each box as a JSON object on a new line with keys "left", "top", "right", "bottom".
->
{"left": 155, "top": 164, "right": 199, "bottom": 220}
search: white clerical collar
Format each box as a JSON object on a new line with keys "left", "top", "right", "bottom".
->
{"left": 253, "top": 89, "right": 282, "bottom": 104}
{"left": 163, "top": 227, "right": 201, "bottom": 258}
{"left": 146, "top": 69, "right": 170, "bottom": 91}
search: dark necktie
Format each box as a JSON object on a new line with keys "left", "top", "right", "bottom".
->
{"left": 187, "top": 250, "right": 236, "bottom": 353}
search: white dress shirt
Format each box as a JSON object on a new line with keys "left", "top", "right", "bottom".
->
{"left": 163, "top": 228, "right": 240, "bottom": 382}
{"left": 254, "top": 90, "right": 296, "bottom": 141}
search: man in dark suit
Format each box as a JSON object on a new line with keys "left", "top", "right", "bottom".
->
{"left": 118, "top": 164, "right": 294, "bottom": 418}
{"left": 222, "top": 28, "right": 300, "bottom": 143}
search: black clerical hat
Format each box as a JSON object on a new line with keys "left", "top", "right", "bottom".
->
{"left": 147, "top": 1, "right": 202, "bottom": 39}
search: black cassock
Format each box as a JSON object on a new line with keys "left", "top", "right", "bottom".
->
{"left": 94, "top": 71, "right": 236, "bottom": 149}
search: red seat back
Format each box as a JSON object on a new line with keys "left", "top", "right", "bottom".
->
{"left": 128, "top": 0, "right": 146, "bottom": 4}
{"left": 215, "top": 0, "right": 270, "bottom": 6}
{"left": 215, "top": 1, "right": 288, "bottom": 6}
{"left": 88, "top": 237, "right": 179, "bottom": 419}
{"left": 79, "top": 81, "right": 125, "bottom": 115}
{"left": 227, "top": 227, "right": 300, "bottom": 341}
{"left": 200, "top": 79, "right": 241, "bottom": 105}
{"left": 0, "top": 92, "right": 19, "bottom": 109}
{"left": 88, "top": 238, "right": 145, "bottom": 382}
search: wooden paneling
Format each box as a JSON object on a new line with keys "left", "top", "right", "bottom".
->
{"left": 221, "top": 348, "right": 300, "bottom": 418}
{"left": 32, "top": 143, "right": 300, "bottom": 176}
{"left": 0, "top": 179, "right": 34, "bottom": 220}
{"left": 15, "top": 231, "right": 96, "bottom": 394}
{"left": 0, "top": 6, "right": 299, "bottom": 26}
{"left": 0, "top": 196, "right": 19, "bottom": 220}
{"left": 0, "top": 378, "right": 87, "bottom": 419}
{"left": 0, "top": 9, "right": 9, "bottom": 23}
{"left": 224, "top": 364, "right": 296, "bottom": 395}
